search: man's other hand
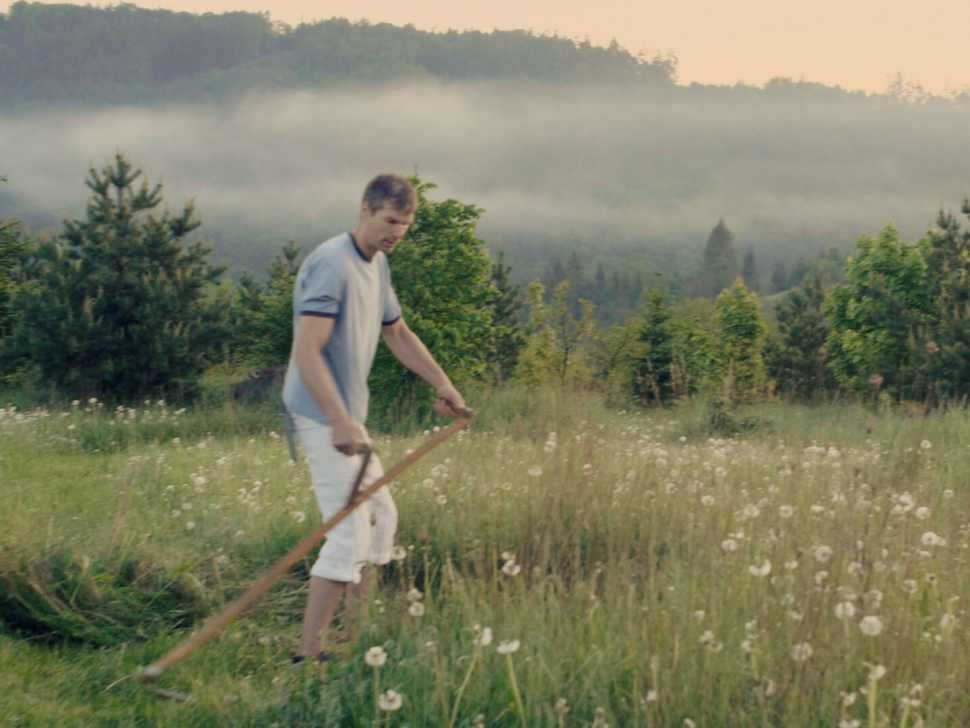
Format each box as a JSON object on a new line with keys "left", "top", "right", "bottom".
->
{"left": 332, "top": 418, "right": 371, "bottom": 456}
{"left": 434, "top": 384, "right": 467, "bottom": 418}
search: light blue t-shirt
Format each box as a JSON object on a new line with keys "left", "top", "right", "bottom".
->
{"left": 282, "top": 233, "right": 402, "bottom": 425}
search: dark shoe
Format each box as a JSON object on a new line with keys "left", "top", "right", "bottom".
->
{"left": 291, "top": 650, "right": 328, "bottom": 666}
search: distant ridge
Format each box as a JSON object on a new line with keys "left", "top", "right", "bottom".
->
{"left": 0, "top": 1, "right": 676, "bottom": 103}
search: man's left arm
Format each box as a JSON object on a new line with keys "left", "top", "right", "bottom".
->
{"left": 381, "top": 318, "right": 467, "bottom": 417}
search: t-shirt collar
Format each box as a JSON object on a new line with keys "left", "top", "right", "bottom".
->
{"left": 348, "top": 232, "right": 374, "bottom": 263}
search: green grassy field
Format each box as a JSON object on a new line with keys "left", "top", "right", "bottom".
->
{"left": 1, "top": 390, "right": 968, "bottom": 726}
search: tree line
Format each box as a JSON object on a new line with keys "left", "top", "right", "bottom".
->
{"left": 0, "top": 2, "right": 675, "bottom": 104}
{"left": 1, "top": 155, "right": 969, "bottom": 426}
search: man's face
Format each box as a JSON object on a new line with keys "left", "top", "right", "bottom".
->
{"left": 360, "top": 203, "right": 415, "bottom": 255}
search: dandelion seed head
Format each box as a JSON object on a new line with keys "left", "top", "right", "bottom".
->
{"left": 778, "top": 505, "right": 794, "bottom": 518}
{"left": 721, "top": 538, "right": 739, "bottom": 553}
{"left": 915, "top": 506, "right": 931, "bottom": 520}
{"left": 364, "top": 646, "right": 387, "bottom": 666}
{"left": 865, "top": 663, "right": 887, "bottom": 680}
{"left": 406, "top": 588, "right": 423, "bottom": 602}
{"left": 377, "top": 690, "right": 403, "bottom": 711}
{"left": 527, "top": 465, "right": 543, "bottom": 477}
{"left": 391, "top": 545, "right": 407, "bottom": 561}
{"left": 408, "top": 601, "right": 426, "bottom": 617}
{"left": 474, "top": 627, "right": 493, "bottom": 646}
{"left": 497, "top": 639, "right": 521, "bottom": 654}
{"left": 790, "top": 642, "right": 813, "bottom": 661}
{"left": 748, "top": 559, "right": 771, "bottom": 577}
{"left": 858, "top": 615, "right": 884, "bottom": 636}
{"left": 834, "top": 602, "right": 856, "bottom": 620}
{"left": 813, "top": 545, "right": 834, "bottom": 563}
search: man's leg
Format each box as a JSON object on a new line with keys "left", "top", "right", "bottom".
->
{"left": 344, "top": 564, "right": 376, "bottom": 641}
{"left": 297, "top": 576, "right": 347, "bottom": 658}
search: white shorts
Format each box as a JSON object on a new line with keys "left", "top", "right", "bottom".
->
{"left": 292, "top": 414, "right": 398, "bottom": 583}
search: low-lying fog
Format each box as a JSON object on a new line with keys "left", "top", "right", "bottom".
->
{"left": 2, "top": 83, "right": 969, "bottom": 279}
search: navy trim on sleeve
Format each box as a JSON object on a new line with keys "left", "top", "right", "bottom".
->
{"left": 300, "top": 311, "right": 338, "bottom": 318}
{"left": 381, "top": 316, "right": 401, "bottom": 326}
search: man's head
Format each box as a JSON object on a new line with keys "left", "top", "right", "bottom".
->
{"left": 355, "top": 173, "right": 416, "bottom": 258}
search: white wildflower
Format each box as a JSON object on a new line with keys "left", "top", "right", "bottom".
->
{"left": 813, "top": 545, "right": 834, "bottom": 563}
{"left": 790, "top": 642, "right": 813, "bottom": 661}
{"left": 834, "top": 602, "right": 856, "bottom": 620}
{"left": 914, "top": 506, "right": 931, "bottom": 520}
{"left": 778, "top": 505, "right": 794, "bottom": 518}
{"left": 528, "top": 465, "right": 543, "bottom": 477}
{"left": 364, "top": 646, "right": 387, "bottom": 666}
{"left": 496, "top": 639, "right": 521, "bottom": 654}
{"left": 408, "top": 601, "right": 426, "bottom": 617}
{"left": 741, "top": 504, "right": 760, "bottom": 519}
{"left": 866, "top": 663, "right": 887, "bottom": 680}
{"left": 391, "top": 545, "right": 407, "bottom": 561}
{"left": 748, "top": 559, "right": 772, "bottom": 577}
{"left": 721, "top": 539, "right": 739, "bottom": 553}
{"left": 292, "top": 511, "right": 306, "bottom": 524}
{"left": 378, "top": 690, "right": 403, "bottom": 711}
{"left": 406, "top": 588, "right": 423, "bottom": 602}
{"left": 858, "top": 615, "right": 884, "bottom": 636}
{"left": 474, "top": 627, "right": 493, "bottom": 647}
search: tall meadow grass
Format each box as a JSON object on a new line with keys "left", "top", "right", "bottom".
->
{"left": 1, "top": 389, "right": 968, "bottom": 726}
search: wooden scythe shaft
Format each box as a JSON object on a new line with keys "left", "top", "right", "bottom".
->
{"left": 142, "top": 409, "right": 476, "bottom": 680}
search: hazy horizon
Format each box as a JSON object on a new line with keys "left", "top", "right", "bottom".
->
{"left": 2, "top": 82, "right": 967, "bottom": 283}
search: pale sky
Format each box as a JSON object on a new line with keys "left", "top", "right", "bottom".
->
{"left": 4, "top": 0, "right": 968, "bottom": 94}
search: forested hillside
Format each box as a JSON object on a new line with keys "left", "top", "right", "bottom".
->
{"left": 0, "top": 2, "right": 675, "bottom": 103}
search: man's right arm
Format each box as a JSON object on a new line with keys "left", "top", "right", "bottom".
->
{"left": 292, "top": 315, "right": 370, "bottom": 455}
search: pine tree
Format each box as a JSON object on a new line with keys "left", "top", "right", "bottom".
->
{"left": 788, "top": 257, "right": 809, "bottom": 289}
{"left": 713, "top": 278, "right": 768, "bottom": 402}
{"left": 771, "top": 260, "right": 788, "bottom": 293}
{"left": 697, "top": 219, "right": 737, "bottom": 299}
{"left": 741, "top": 247, "right": 759, "bottom": 293}
{"left": 0, "top": 177, "right": 27, "bottom": 340}
{"left": 765, "top": 273, "right": 837, "bottom": 401}
{"left": 241, "top": 239, "right": 302, "bottom": 369}
{"left": 629, "top": 285, "right": 674, "bottom": 405}
{"left": 4, "top": 154, "right": 224, "bottom": 400}
{"left": 485, "top": 250, "right": 525, "bottom": 383}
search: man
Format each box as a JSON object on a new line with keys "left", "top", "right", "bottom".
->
{"left": 283, "top": 172, "right": 466, "bottom": 664}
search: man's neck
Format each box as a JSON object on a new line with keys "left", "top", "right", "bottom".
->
{"left": 349, "top": 229, "right": 376, "bottom": 261}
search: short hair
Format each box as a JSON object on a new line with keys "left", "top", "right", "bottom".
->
{"left": 362, "top": 172, "right": 417, "bottom": 214}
